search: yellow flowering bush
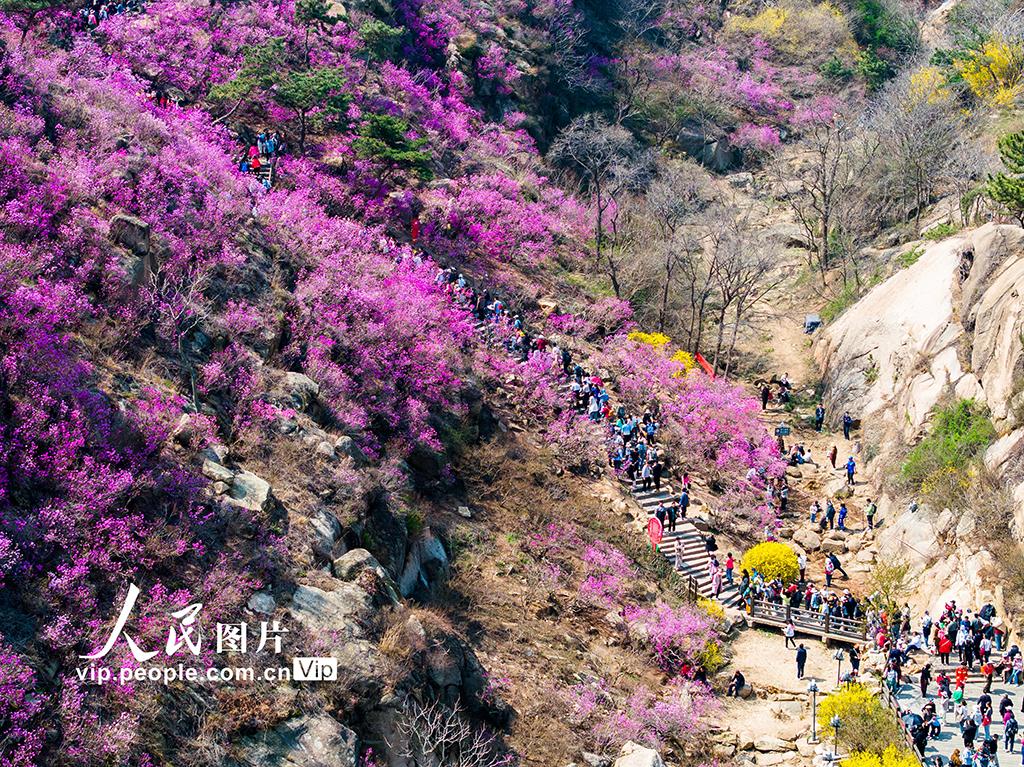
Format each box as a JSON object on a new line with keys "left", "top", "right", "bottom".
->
{"left": 627, "top": 330, "right": 671, "bottom": 347}
{"left": 908, "top": 65, "right": 952, "bottom": 104}
{"left": 697, "top": 596, "right": 726, "bottom": 624}
{"left": 696, "top": 639, "right": 726, "bottom": 673}
{"left": 739, "top": 542, "right": 799, "bottom": 582}
{"left": 957, "top": 36, "right": 1024, "bottom": 106}
{"left": 670, "top": 350, "right": 696, "bottom": 376}
{"left": 844, "top": 746, "right": 919, "bottom": 767}
{"left": 820, "top": 684, "right": 903, "bottom": 753}
{"left": 725, "top": 2, "right": 853, "bottom": 63}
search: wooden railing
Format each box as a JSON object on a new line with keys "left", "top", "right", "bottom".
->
{"left": 747, "top": 598, "right": 867, "bottom": 642}
{"left": 879, "top": 681, "right": 926, "bottom": 764}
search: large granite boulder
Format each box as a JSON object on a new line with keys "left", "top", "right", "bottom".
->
{"left": 234, "top": 714, "right": 358, "bottom": 767}
{"left": 613, "top": 742, "right": 666, "bottom": 767}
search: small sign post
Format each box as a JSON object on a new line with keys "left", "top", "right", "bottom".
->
{"left": 647, "top": 517, "right": 663, "bottom": 548}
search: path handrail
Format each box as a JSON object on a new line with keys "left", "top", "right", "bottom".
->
{"left": 749, "top": 598, "right": 867, "bottom": 641}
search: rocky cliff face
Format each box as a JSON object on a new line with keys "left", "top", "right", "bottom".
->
{"left": 815, "top": 223, "right": 1024, "bottom": 614}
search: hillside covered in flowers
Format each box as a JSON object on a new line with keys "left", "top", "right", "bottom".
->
{"left": 0, "top": 0, "right": 977, "bottom": 761}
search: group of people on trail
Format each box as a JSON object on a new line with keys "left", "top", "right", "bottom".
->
{"left": 79, "top": 0, "right": 143, "bottom": 28}
{"left": 809, "top": 495, "right": 876, "bottom": 532}
{"left": 876, "top": 599, "right": 1016, "bottom": 764}
{"left": 759, "top": 373, "right": 793, "bottom": 410}
{"left": 237, "top": 132, "right": 285, "bottom": 189}
{"left": 437, "top": 269, "right": 582, "bottom": 402}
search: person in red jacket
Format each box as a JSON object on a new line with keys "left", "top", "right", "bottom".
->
{"left": 938, "top": 632, "right": 953, "bottom": 665}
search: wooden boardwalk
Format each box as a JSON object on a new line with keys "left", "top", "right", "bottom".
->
{"left": 747, "top": 598, "right": 867, "bottom": 643}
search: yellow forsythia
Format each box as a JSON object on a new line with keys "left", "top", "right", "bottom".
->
{"left": 820, "top": 683, "right": 878, "bottom": 722}
{"left": 843, "top": 746, "right": 920, "bottom": 767}
{"left": 627, "top": 330, "right": 671, "bottom": 347}
{"left": 670, "top": 350, "right": 696, "bottom": 374}
{"left": 907, "top": 65, "right": 952, "bottom": 104}
{"left": 739, "top": 542, "right": 799, "bottom": 583}
{"left": 957, "top": 36, "right": 1024, "bottom": 106}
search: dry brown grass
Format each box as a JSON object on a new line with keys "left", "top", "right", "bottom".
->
{"left": 437, "top": 434, "right": 683, "bottom": 765}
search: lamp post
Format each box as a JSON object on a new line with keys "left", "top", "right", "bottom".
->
{"left": 808, "top": 680, "right": 820, "bottom": 744}
{"left": 831, "top": 715, "right": 842, "bottom": 762}
{"left": 834, "top": 648, "right": 845, "bottom": 685}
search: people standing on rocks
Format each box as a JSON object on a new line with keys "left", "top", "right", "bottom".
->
{"left": 829, "top": 445, "right": 838, "bottom": 468}
{"left": 846, "top": 456, "right": 857, "bottom": 485}
{"left": 798, "top": 551, "right": 807, "bottom": 581}
{"left": 865, "top": 498, "right": 877, "bottom": 530}
{"left": 796, "top": 643, "right": 807, "bottom": 678}
{"left": 761, "top": 383, "right": 771, "bottom": 410}
{"left": 824, "top": 499, "right": 836, "bottom": 530}
{"left": 815, "top": 403, "right": 826, "bottom": 431}
{"left": 837, "top": 502, "right": 848, "bottom": 530}
{"left": 725, "top": 552, "right": 735, "bottom": 585}
{"left": 843, "top": 411, "right": 854, "bottom": 440}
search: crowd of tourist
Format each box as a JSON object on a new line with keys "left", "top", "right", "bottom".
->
{"left": 78, "top": 0, "right": 144, "bottom": 28}
{"left": 236, "top": 132, "right": 285, "bottom": 189}
{"left": 870, "top": 599, "right": 1015, "bottom": 765}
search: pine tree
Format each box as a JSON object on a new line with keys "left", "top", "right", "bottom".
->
{"left": 352, "top": 114, "right": 433, "bottom": 181}
{"left": 985, "top": 130, "right": 1024, "bottom": 226}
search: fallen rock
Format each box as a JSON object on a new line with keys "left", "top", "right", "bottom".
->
{"left": 399, "top": 528, "right": 450, "bottom": 597}
{"left": 202, "top": 458, "right": 235, "bottom": 483}
{"left": 110, "top": 213, "right": 151, "bottom": 256}
{"left": 309, "top": 509, "right": 344, "bottom": 562}
{"left": 793, "top": 528, "right": 822, "bottom": 551}
{"left": 333, "top": 548, "right": 400, "bottom": 603}
{"left": 247, "top": 591, "right": 277, "bottom": 615}
{"left": 613, "top": 741, "right": 666, "bottom": 767}
{"left": 226, "top": 471, "right": 274, "bottom": 513}
{"left": 755, "top": 737, "right": 792, "bottom": 752}
{"left": 335, "top": 435, "right": 369, "bottom": 466}
{"left": 236, "top": 714, "right": 358, "bottom": 767}
{"left": 769, "top": 700, "right": 803, "bottom": 718}
{"left": 457, "top": 505, "right": 473, "bottom": 518}
{"left": 582, "top": 752, "right": 610, "bottom": 767}
{"left": 538, "top": 297, "right": 561, "bottom": 316}
{"left": 755, "top": 753, "right": 791, "bottom": 766}
{"left": 820, "top": 538, "right": 847, "bottom": 554}
{"left": 282, "top": 372, "right": 320, "bottom": 411}
{"left": 289, "top": 583, "right": 374, "bottom": 638}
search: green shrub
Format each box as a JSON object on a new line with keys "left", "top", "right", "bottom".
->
{"left": 922, "top": 221, "right": 960, "bottom": 240}
{"left": 900, "top": 399, "right": 996, "bottom": 492}
{"left": 821, "top": 55, "right": 854, "bottom": 81}
{"left": 895, "top": 244, "right": 924, "bottom": 269}
{"left": 739, "top": 542, "right": 799, "bottom": 582}
{"left": 406, "top": 510, "right": 425, "bottom": 538}
{"left": 856, "top": 48, "right": 894, "bottom": 91}
{"left": 359, "top": 20, "right": 403, "bottom": 61}
{"left": 821, "top": 283, "right": 859, "bottom": 322}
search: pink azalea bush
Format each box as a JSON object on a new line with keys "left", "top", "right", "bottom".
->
{"left": 562, "top": 678, "right": 719, "bottom": 751}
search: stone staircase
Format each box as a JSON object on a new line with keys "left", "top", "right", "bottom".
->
{"left": 471, "top": 315, "right": 743, "bottom": 608}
